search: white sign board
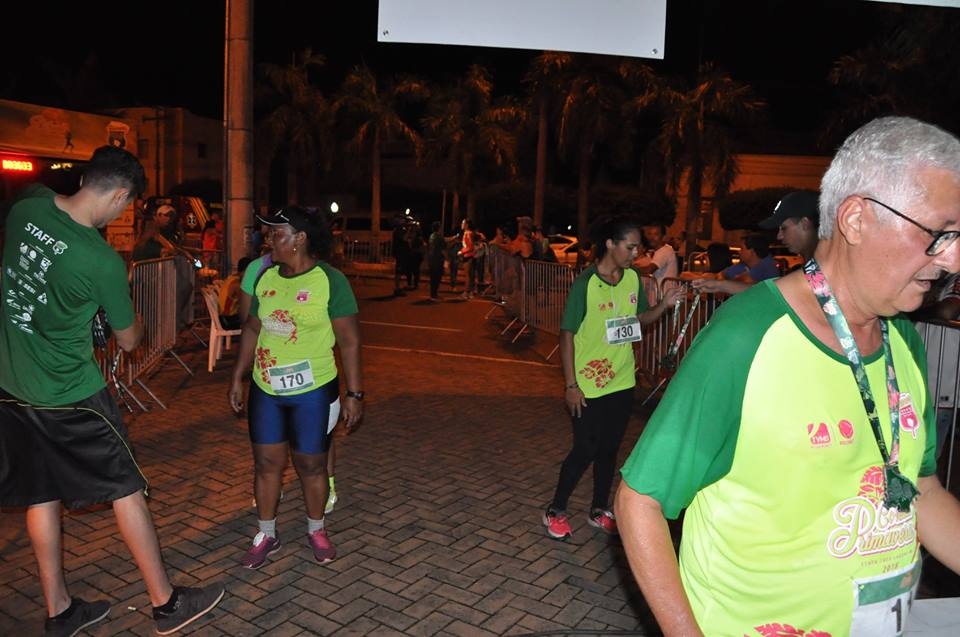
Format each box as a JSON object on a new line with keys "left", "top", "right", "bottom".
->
{"left": 378, "top": 0, "right": 667, "bottom": 59}
{"left": 867, "top": 1, "right": 960, "bottom": 7}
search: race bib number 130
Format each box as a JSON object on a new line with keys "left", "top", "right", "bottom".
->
{"left": 268, "top": 360, "right": 315, "bottom": 394}
{"left": 606, "top": 315, "right": 641, "bottom": 345}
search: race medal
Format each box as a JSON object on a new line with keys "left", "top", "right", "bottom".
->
{"left": 884, "top": 466, "right": 920, "bottom": 512}
{"left": 268, "top": 360, "right": 315, "bottom": 394}
{"left": 606, "top": 315, "right": 641, "bottom": 345}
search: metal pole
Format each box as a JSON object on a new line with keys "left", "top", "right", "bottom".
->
{"left": 441, "top": 188, "right": 446, "bottom": 234}
{"left": 224, "top": 0, "right": 255, "bottom": 268}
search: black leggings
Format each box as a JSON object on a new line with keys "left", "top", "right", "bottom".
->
{"left": 550, "top": 387, "right": 633, "bottom": 513}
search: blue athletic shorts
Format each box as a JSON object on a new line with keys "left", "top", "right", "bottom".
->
{"left": 247, "top": 377, "right": 340, "bottom": 454}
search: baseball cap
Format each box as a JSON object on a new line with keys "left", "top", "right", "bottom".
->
{"left": 758, "top": 191, "right": 819, "bottom": 229}
{"left": 256, "top": 205, "right": 311, "bottom": 232}
{"left": 155, "top": 204, "right": 176, "bottom": 217}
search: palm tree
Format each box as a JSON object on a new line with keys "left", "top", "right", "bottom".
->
{"left": 523, "top": 52, "right": 572, "bottom": 228}
{"left": 256, "top": 49, "right": 329, "bottom": 204}
{"left": 824, "top": 9, "right": 960, "bottom": 146}
{"left": 557, "top": 56, "right": 658, "bottom": 241}
{"left": 653, "top": 63, "right": 765, "bottom": 256}
{"left": 332, "top": 65, "right": 429, "bottom": 253}
{"left": 423, "top": 65, "right": 524, "bottom": 227}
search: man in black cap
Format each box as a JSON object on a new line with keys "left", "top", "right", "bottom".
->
{"left": 759, "top": 190, "right": 820, "bottom": 262}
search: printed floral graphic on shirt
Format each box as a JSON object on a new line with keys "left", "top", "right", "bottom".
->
{"left": 256, "top": 347, "right": 277, "bottom": 384}
{"left": 579, "top": 358, "right": 615, "bottom": 389}
{"left": 262, "top": 309, "right": 298, "bottom": 344}
{"left": 751, "top": 623, "right": 831, "bottom": 637}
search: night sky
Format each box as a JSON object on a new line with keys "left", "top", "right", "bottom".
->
{"left": 1, "top": 1, "right": 957, "bottom": 143}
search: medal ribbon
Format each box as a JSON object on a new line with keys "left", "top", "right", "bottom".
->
{"left": 803, "top": 259, "right": 919, "bottom": 512}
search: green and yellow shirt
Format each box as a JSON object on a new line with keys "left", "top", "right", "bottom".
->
{"left": 621, "top": 280, "right": 936, "bottom": 636}
{"left": 560, "top": 265, "right": 649, "bottom": 398}
{"left": 251, "top": 262, "right": 357, "bottom": 396}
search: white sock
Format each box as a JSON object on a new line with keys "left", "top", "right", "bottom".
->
{"left": 258, "top": 518, "right": 277, "bottom": 538}
{"left": 307, "top": 516, "right": 325, "bottom": 534}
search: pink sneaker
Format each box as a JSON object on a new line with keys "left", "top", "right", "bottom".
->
{"left": 241, "top": 532, "right": 281, "bottom": 569}
{"left": 307, "top": 529, "right": 336, "bottom": 563}
{"left": 543, "top": 509, "right": 573, "bottom": 540}
{"left": 587, "top": 509, "right": 618, "bottom": 535}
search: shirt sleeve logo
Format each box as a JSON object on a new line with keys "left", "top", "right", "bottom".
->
{"left": 898, "top": 392, "right": 919, "bottom": 440}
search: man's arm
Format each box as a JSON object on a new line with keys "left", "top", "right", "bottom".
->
{"left": 614, "top": 484, "right": 703, "bottom": 637}
{"left": 691, "top": 278, "right": 751, "bottom": 296}
{"left": 916, "top": 474, "right": 960, "bottom": 573}
{"left": 634, "top": 262, "right": 658, "bottom": 276}
{"left": 113, "top": 317, "right": 143, "bottom": 352}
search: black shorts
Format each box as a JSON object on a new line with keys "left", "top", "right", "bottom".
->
{"left": 0, "top": 386, "right": 148, "bottom": 509}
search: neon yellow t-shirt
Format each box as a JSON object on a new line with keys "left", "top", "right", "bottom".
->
{"left": 251, "top": 262, "right": 357, "bottom": 396}
{"left": 560, "top": 265, "right": 649, "bottom": 398}
{"left": 620, "top": 280, "right": 936, "bottom": 636}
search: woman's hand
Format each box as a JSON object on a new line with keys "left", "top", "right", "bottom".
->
{"left": 661, "top": 285, "right": 685, "bottom": 307}
{"left": 565, "top": 385, "right": 587, "bottom": 418}
{"left": 342, "top": 395, "right": 364, "bottom": 429}
{"left": 228, "top": 378, "right": 245, "bottom": 413}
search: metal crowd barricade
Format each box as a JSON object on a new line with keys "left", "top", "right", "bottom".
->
{"left": 121, "top": 257, "right": 192, "bottom": 410}
{"left": 93, "top": 334, "right": 148, "bottom": 413}
{"left": 522, "top": 260, "right": 576, "bottom": 359}
{"left": 344, "top": 239, "right": 393, "bottom": 263}
{"left": 915, "top": 319, "right": 960, "bottom": 491}
{"left": 484, "top": 244, "right": 528, "bottom": 339}
{"left": 636, "top": 277, "right": 729, "bottom": 390}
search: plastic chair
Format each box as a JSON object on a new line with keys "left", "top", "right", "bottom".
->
{"left": 201, "top": 286, "right": 242, "bottom": 372}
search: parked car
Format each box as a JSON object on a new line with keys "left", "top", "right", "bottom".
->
{"left": 685, "top": 247, "right": 741, "bottom": 273}
{"left": 548, "top": 234, "right": 579, "bottom": 265}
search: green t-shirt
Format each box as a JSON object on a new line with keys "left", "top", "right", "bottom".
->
{"left": 560, "top": 265, "right": 649, "bottom": 398}
{"left": 241, "top": 253, "right": 272, "bottom": 296}
{"left": 251, "top": 262, "right": 357, "bottom": 396}
{"left": 0, "top": 188, "right": 135, "bottom": 406}
{"left": 620, "top": 280, "right": 937, "bottom": 636}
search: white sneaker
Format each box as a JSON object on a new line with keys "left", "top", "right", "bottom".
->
{"left": 325, "top": 487, "right": 338, "bottom": 514}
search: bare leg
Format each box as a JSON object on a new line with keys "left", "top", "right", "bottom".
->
{"left": 253, "top": 443, "right": 289, "bottom": 521}
{"left": 112, "top": 491, "right": 173, "bottom": 607}
{"left": 326, "top": 437, "right": 336, "bottom": 477}
{"left": 26, "top": 501, "right": 71, "bottom": 617}
{"left": 292, "top": 451, "right": 328, "bottom": 520}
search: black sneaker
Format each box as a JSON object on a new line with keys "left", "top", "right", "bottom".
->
{"left": 153, "top": 585, "right": 225, "bottom": 635}
{"left": 44, "top": 597, "right": 110, "bottom": 637}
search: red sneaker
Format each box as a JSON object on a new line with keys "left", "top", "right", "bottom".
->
{"left": 587, "top": 509, "right": 618, "bottom": 535}
{"left": 307, "top": 529, "right": 337, "bottom": 563}
{"left": 543, "top": 509, "right": 573, "bottom": 540}
{"left": 240, "top": 532, "right": 281, "bottom": 569}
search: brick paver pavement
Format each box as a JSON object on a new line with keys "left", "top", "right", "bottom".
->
{"left": 0, "top": 280, "right": 659, "bottom": 636}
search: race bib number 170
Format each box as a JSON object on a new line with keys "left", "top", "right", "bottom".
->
{"left": 268, "top": 360, "right": 315, "bottom": 394}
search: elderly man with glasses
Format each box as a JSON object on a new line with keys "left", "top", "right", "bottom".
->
{"left": 616, "top": 117, "right": 960, "bottom": 636}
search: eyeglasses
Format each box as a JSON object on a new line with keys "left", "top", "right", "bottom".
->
{"left": 864, "top": 196, "right": 960, "bottom": 256}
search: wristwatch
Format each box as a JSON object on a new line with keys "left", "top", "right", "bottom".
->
{"left": 345, "top": 390, "right": 365, "bottom": 401}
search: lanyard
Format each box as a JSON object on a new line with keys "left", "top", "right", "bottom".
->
{"left": 803, "top": 259, "right": 919, "bottom": 512}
